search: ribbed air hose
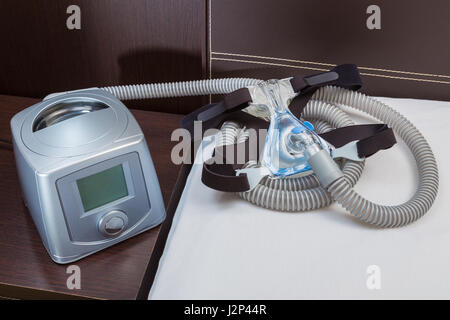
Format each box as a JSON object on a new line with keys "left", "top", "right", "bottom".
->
{"left": 102, "top": 78, "right": 261, "bottom": 100}
{"left": 316, "top": 86, "right": 439, "bottom": 227}
{"left": 102, "top": 80, "right": 438, "bottom": 228}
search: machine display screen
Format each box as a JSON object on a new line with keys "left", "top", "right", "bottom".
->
{"left": 76, "top": 164, "right": 129, "bottom": 212}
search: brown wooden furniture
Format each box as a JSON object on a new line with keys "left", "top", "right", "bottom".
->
{"left": 0, "top": 0, "right": 206, "bottom": 114}
{"left": 0, "top": 95, "right": 183, "bottom": 299}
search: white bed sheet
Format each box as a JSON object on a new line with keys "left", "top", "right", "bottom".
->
{"left": 149, "top": 97, "right": 450, "bottom": 299}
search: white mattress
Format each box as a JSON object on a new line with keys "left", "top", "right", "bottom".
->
{"left": 149, "top": 96, "right": 450, "bottom": 299}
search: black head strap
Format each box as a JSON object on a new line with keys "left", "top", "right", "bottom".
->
{"left": 320, "top": 124, "right": 396, "bottom": 158}
{"left": 289, "top": 64, "right": 362, "bottom": 118}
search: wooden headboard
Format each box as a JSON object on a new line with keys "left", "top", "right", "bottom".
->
{"left": 208, "top": 0, "right": 450, "bottom": 101}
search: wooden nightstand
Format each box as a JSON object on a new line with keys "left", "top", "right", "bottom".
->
{"left": 0, "top": 95, "right": 185, "bottom": 299}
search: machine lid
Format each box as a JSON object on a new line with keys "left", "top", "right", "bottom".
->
{"left": 21, "top": 89, "right": 129, "bottom": 157}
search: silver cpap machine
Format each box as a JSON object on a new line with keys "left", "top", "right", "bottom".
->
{"left": 11, "top": 88, "right": 166, "bottom": 264}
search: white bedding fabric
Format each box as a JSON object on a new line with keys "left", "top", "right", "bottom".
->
{"left": 149, "top": 97, "right": 450, "bottom": 299}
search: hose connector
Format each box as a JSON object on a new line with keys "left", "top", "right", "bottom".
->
{"left": 307, "top": 149, "right": 344, "bottom": 187}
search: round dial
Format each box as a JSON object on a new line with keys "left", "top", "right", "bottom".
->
{"left": 98, "top": 210, "right": 128, "bottom": 237}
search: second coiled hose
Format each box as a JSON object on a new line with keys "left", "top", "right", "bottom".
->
{"left": 102, "top": 80, "right": 438, "bottom": 228}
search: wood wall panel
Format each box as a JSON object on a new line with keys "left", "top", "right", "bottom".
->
{"left": 0, "top": 0, "right": 207, "bottom": 114}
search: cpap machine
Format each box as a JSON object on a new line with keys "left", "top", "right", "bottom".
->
{"left": 11, "top": 64, "right": 439, "bottom": 263}
{"left": 11, "top": 88, "right": 165, "bottom": 263}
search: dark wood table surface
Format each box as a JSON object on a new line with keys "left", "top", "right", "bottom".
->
{"left": 0, "top": 95, "right": 184, "bottom": 299}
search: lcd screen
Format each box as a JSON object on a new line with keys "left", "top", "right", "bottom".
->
{"left": 76, "top": 164, "right": 128, "bottom": 212}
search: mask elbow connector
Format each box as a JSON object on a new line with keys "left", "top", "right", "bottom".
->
{"left": 307, "top": 149, "right": 343, "bottom": 187}
{"left": 287, "top": 126, "right": 343, "bottom": 187}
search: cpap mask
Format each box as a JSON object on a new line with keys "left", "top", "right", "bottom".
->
{"left": 235, "top": 78, "right": 337, "bottom": 190}
{"left": 174, "top": 64, "right": 438, "bottom": 228}
{"left": 100, "top": 64, "right": 438, "bottom": 228}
